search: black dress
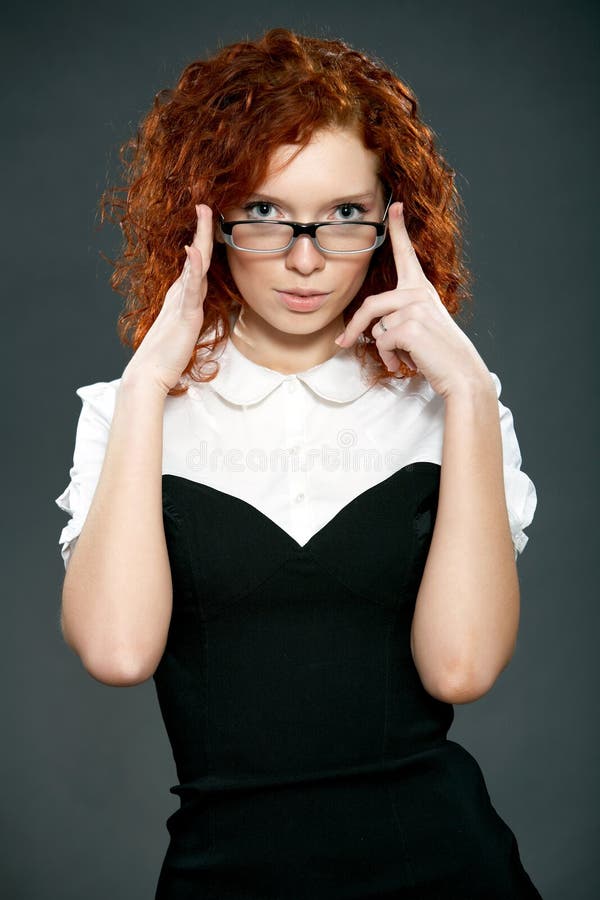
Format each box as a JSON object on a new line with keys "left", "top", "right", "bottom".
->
{"left": 153, "top": 462, "right": 543, "bottom": 899}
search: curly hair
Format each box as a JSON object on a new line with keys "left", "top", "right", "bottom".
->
{"left": 99, "top": 27, "right": 473, "bottom": 396}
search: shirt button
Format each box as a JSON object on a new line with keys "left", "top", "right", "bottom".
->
{"left": 295, "top": 493, "right": 304, "bottom": 502}
{"left": 290, "top": 446, "right": 299, "bottom": 455}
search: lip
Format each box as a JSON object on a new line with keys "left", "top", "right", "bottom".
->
{"left": 275, "top": 290, "right": 330, "bottom": 312}
{"left": 279, "top": 287, "right": 329, "bottom": 297}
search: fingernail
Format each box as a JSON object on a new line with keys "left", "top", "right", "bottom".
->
{"left": 195, "top": 204, "right": 201, "bottom": 217}
{"left": 184, "top": 245, "right": 191, "bottom": 258}
{"left": 399, "top": 202, "right": 404, "bottom": 215}
{"left": 334, "top": 332, "right": 345, "bottom": 345}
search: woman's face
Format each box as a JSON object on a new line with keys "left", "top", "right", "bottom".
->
{"left": 219, "top": 126, "right": 386, "bottom": 344}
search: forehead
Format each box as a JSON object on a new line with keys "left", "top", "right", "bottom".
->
{"left": 256, "top": 127, "right": 381, "bottom": 196}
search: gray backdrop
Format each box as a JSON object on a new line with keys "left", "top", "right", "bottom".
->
{"left": 3, "top": 0, "right": 597, "bottom": 897}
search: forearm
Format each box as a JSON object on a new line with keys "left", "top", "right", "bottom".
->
{"left": 410, "top": 375, "right": 520, "bottom": 703}
{"left": 61, "top": 376, "right": 172, "bottom": 685}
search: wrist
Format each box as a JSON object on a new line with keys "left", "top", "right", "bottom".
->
{"left": 120, "top": 368, "right": 169, "bottom": 402}
{"left": 444, "top": 377, "right": 498, "bottom": 422}
{"left": 444, "top": 368, "right": 496, "bottom": 404}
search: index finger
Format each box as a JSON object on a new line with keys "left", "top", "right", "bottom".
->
{"left": 189, "top": 204, "right": 213, "bottom": 275}
{"left": 180, "top": 205, "right": 213, "bottom": 307}
{"left": 388, "top": 202, "right": 423, "bottom": 286}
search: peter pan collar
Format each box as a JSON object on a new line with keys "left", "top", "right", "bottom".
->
{"left": 194, "top": 332, "right": 377, "bottom": 406}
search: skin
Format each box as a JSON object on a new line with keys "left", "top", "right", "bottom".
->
{"left": 185, "top": 125, "right": 521, "bottom": 703}
{"left": 216, "top": 126, "right": 386, "bottom": 375}
{"left": 335, "top": 198, "right": 521, "bottom": 702}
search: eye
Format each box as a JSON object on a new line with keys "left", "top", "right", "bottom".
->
{"left": 335, "top": 202, "right": 369, "bottom": 220}
{"left": 243, "top": 201, "right": 278, "bottom": 219}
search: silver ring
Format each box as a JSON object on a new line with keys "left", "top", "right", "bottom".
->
{"left": 379, "top": 317, "right": 387, "bottom": 332}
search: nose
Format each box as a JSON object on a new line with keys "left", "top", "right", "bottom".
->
{"left": 284, "top": 235, "right": 326, "bottom": 275}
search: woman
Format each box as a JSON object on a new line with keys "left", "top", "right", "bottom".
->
{"left": 55, "top": 27, "right": 542, "bottom": 899}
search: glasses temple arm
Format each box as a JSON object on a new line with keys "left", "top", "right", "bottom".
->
{"left": 382, "top": 192, "right": 394, "bottom": 221}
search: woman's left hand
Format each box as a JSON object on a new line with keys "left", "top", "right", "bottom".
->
{"left": 334, "top": 202, "right": 493, "bottom": 400}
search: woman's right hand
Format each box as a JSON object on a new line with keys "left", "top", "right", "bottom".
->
{"left": 122, "top": 204, "right": 214, "bottom": 396}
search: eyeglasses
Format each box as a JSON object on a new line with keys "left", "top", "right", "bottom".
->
{"left": 218, "top": 193, "right": 393, "bottom": 254}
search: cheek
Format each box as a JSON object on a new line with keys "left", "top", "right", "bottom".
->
{"left": 226, "top": 251, "right": 278, "bottom": 300}
{"left": 338, "top": 255, "right": 374, "bottom": 288}
{"left": 226, "top": 251, "right": 255, "bottom": 291}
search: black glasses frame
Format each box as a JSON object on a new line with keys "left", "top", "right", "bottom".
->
{"left": 218, "top": 192, "right": 394, "bottom": 254}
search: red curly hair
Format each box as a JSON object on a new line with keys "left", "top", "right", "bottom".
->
{"left": 99, "top": 26, "right": 473, "bottom": 396}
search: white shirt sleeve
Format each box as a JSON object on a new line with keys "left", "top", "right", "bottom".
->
{"left": 54, "top": 380, "right": 119, "bottom": 570}
{"left": 490, "top": 373, "right": 537, "bottom": 559}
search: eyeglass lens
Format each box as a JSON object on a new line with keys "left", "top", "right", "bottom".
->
{"left": 230, "top": 222, "right": 379, "bottom": 252}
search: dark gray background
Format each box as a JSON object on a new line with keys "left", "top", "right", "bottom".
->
{"left": 3, "top": 0, "right": 597, "bottom": 897}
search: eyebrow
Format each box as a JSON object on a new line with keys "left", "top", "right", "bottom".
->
{"left": 243, "top": 191, "right": 378, "bottom": 206}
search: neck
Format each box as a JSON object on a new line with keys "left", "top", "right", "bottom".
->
{"left": 230, "top": 306, "right": 346, "bottom": 375}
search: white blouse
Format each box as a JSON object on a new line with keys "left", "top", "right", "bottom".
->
{"left": 54, "top": 329, "right": 537, "bottom": 570}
